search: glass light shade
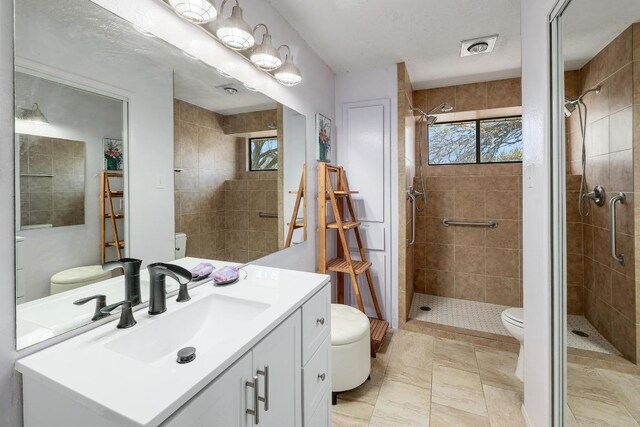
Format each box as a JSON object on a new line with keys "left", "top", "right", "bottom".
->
{"left": 216, "top": 6, "right": 255, "bottom": 50}
{"left": 250, "top": 34, "right": 282, "bottom": 71}
{"left": 274, "top": 56, "right": 302, "bottom": 86}
{"left": 16, "top": 103, "right": 49, "bottom": 125}
{"left": 168, "top": 0, "right": 217, "bottom": 24}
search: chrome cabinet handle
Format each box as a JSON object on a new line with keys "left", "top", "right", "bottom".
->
{"left": 317, "top": 373, "right": 326, "bottom": 382}
{"left": 246, "top": 375, "right": 260, "bottom": 424}
{"left": 609, "top": 193, "right": 626, "bottom": 265}
{"left": 257, "top": 366, "right": 269, "bottom": 411}
{"left": 316, "top": 317, "right": 325, "bottom": 326}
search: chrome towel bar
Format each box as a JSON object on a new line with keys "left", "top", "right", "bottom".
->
{"left": 442, "top": 218, "right": 498, "bottom": 228}
{"left": 609, "top": 192, "right": 626, "bottom": 265}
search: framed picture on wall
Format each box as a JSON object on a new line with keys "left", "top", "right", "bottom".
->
{"left": 316, "top": 113, "right": 331, "bottom": 163}
{"left": 103, "top": 138, "right": 123, "bottom": 170}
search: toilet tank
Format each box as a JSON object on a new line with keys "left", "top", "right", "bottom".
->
{"left": 175, "top": 233, "right": 187, "bottom": 259}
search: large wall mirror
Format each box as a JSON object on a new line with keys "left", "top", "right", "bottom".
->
{"left": 552, "top": 0, "right": 640, "bottom": 423}
{"left": 14, "top": 0, "right": 307, "bottom": 349}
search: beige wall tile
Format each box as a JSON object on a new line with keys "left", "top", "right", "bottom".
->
{"left": 455, "top": 272, "right": 486, "bottom": 302}
{"left": 486, "top": 78, "right": 522, "bottom": 109}
{"left": 456, "top": 82, "right": 488, "bottom": 112}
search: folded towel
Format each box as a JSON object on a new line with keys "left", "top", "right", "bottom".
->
{"left": 211, "top": 266, "right": 239, "bottom": 284}
{"left": 189, "top": 263, "right": 214, "bottom": 279}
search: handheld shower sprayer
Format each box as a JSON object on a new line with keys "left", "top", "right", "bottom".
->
{"left": 564, "top": 85, "right": 602, "bottom": 216}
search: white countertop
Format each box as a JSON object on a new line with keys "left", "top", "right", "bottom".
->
{"left": 16, "top": 257, "right": 330, "bottom": 426}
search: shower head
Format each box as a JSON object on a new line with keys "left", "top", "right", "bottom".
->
{"left": 564, "top": 99, "right": 577, "bottom": 117}
{"left": 426, "top": 115, "right": 438, "bottom": 126}
{"left": 428, "top": 102, "right": 454, "bottom": 114}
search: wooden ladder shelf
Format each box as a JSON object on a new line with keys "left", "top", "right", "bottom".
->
{"left": 285, "top": 165, "right": 306, "bottom": 248}
{"left": 317, "top": 163, "right": 388, "bottom": 356}
{"left": 100, "top": 171, "right": 124, "bottom": 263}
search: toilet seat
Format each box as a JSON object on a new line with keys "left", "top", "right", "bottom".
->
{"left": 50, "top": 266, "right": 112, "bottom": 295}
{"left": 502, "top": 307, "right": 523, "bottom": 327}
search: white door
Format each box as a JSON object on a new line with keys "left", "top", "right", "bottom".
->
{"left": 251, "top": 310, "right": 302, "bottom": 427}
{"left": 163, "top": 352, "right": 253, "bottom": 427}
{"left": 340, "top": 99, "right": 392, "bottom": 322}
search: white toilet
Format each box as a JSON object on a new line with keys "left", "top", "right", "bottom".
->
{"left": 501, "top": 307, "right": 524, "bottom": 381}
{"left": 50, "top": 266, "right": 113, "bottom": 295}
{"left": 175, "top": 232, "right": 187, "bottom": 258}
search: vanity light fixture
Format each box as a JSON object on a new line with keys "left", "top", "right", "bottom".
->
{"left": 167, "top": 0, "right": 217, "bottom": 24}
{"left": 216, "top": 0, "right": 255, "bottom": 50}
{"left": 250, "top": 24, "right": 283, "bottom": 71}
{"left": 16, "top": 103, "right": 49, "bottom": 125}
{"left": 274, "top": 45, "right": 302, "bottom": 86}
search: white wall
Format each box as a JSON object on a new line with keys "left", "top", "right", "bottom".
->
{"left": 15, "top": 74, "right": 124, "bottom": 302}
{"left": 521, "top": 0, "right": 555, "bottom": 425}
{"left": 335, "top": 65, "right": 399, "bottom": 327}
{"left": 0, "top": 1, "right": 335, "bottom": 425}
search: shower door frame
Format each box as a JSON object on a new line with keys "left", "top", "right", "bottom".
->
{"left": 549, "top": 0, "right": 572, "bottom": 425}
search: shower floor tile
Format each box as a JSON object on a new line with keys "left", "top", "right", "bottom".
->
{"left": 567, "top": 315, "right": 621, "bottom": 355}
{"left": 409, "top": 293, "right": 620, "bottom": 356}
{"left": 409, "top": 293, "right": 511, "bottom": 336}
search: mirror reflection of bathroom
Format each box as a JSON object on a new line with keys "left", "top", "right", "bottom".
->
{"left": 561, "top": 0, "right": 640, "bottom": 423}
{"left": 14, "top": 0, "right": 307, "bottom": 350}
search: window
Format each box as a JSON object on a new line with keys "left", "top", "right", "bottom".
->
{"left": 248, "top": 136, "right": 278, "bottom": 171}
{"left": 428, "top": 116, "right": 522, "bottom": 165}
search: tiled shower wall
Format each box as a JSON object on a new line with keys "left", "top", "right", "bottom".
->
{"left": 397, "top": 62, "right": 415, "bottom": 324}
{"left": 411, "top": 78, "right": 523, "bottom": 307}
{"left": 174, "top": 99, "right": 278, "bottom": 261}
{"left": 19, "top": 134, "right": 85, "bottom": 227}
{"left": 565, "top": 25, "right": 637, "bottom": 361}
{"left": 174, "top": 99, "right": 237, "bottom": 259}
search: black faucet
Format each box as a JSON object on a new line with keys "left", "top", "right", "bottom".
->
{"left": 147, "top": 263, "right": 193, "bottom": 315}
{"left": 102, "top": 258, "right": 143, "bottom": 306}
{"left": 74, "top": 295, "right": 110, "bottom": 321}
{"left": 101, "top": 301, "right": 137, "bottom": 329}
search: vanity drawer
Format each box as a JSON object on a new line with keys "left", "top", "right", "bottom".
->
{"left": 303, "top": 335, "right": 330, "bottom": 422}
{"left": 302, "top": 285, "right": 330, "bottom": 364}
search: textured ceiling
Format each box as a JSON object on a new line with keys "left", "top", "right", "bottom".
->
{"left": 267, "top": 0, "right": 522, "bottom": 89}
{"left": 562, "top": 0, "right": 640, "bottom": 70}
{"left": 17, "top": 0, "right": 276, "bottom": 115}
{"left": 268, "top": 0, "right": 640, "bottom": 89}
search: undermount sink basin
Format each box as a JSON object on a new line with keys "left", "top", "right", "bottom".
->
{"left": 104, "top": 293, "right": 270, "bottom": 364}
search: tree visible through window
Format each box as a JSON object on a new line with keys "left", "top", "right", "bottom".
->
{"left": 428, "top": 116, "right": 522, "bottom": 165}
{"left": 249, "top": 136, "right": 278, "bottom": 171}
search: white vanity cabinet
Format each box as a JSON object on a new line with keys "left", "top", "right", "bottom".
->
{"left": 18, "top": 265, "right": 331, "bottom": 427}
{"left": 165, "top": 311, "right": 302, "bottom": 427}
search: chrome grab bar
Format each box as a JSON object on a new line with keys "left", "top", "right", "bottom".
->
{"left": 609, "top": 192, "right": 626, "bottom": 265}
{"left": 258, "top": 211, "right": 277, "bottom": 218}
{"left": 442, "top": 218, "right": 498, "bottom": 228}
{"left": 406, "top": 188, "right": 417, "bottom": 246}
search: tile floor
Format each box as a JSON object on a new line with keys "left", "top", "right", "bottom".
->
{"left": 332, "top": 329, "right": 640, "bottom": 426}
{"left": 332, "top": 329, "right": 526, "bottom": 426}
{"left": 409, "top": 293, "right": 618, "bottom": 355}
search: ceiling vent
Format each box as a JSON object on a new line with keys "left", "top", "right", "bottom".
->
{"left": 215, "top": 83, "right": 240, "bottom": 95}
{"left": 460, "top": 35, "right": 498, "bottom": 57}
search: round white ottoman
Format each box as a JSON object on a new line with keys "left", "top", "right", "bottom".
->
{"left": 331, "top": 303, "right": 370, "bottom": 404}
